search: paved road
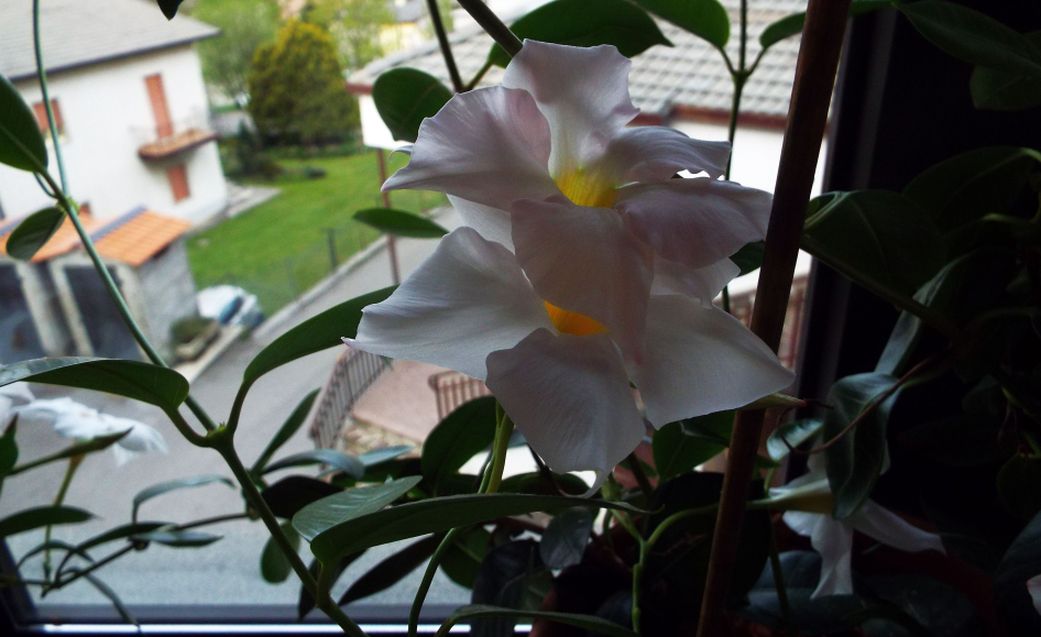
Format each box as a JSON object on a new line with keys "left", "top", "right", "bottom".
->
{"left": 1, "top": 208, "right": 470, "bottom": 611}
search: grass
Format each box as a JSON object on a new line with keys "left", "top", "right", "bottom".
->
{"left": 186, "top": 151, "right": 445, "bottom": 315}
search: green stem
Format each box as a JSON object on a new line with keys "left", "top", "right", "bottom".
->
{"left": 768, "top": 519, "right": 797, "bottom": 636}
{"left": 43, "top": 455, "right": 82, "bottom": 580}
{"left": 47, "top": 544, "right": 133, "bottom": 594}
{"left": 215, "top": 441, "right": 367, "bottom": 637}
{"left": 456, "top": 0, "right": 522, "bottom": 57}
{"left": 624, "top": 454, "right": 653, "bottom": 502}
{"left": 466, "top": 59, "right": 494, "bottom": 91}
{"left": 32, "top": 0, "right": 67, "bottom": 193}
{"left": 426, "top": 0, "right": 464, "bottom": 92}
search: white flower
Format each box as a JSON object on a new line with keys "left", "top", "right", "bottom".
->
{"left": 776, "top": 454, "right": 945, "bottom": 598}
{"left": 383, "top": 40, "right": 771, "bottom": 358}
{"left": 1028, "top": 575, "right": 1041, "bottom": 616}
{"left": 0, "top": 383, "right": 35, "bottom": 425}
{"left": 16, "top": 397, "right": 168, "bottom": 466}
{"left": 348, "top": 228, "right": 792, "bottom": 485}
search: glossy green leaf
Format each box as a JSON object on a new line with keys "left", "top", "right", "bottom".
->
{"left": 766, "top": 418, "right": 824, "bottom": 462}
{"left": 5, "top": 207, "right": 64, "bottom": 261}
{"left": 437, "top": 604, "right": 636, "bottom": 637}
{"left": 74, "top": 522, "right": 165, "bottom": 554}
{"left": 759, "top": 0, "right": 891, "bottom": 50}
{"left": 261, "top": 521, "right": 299, "bottom": 583}
{"left": 802, "top": 190, "right": 946, "bottom": 297}
{"left": 421, "top": 397, "right": 497, "bottom": 490}
{"left": 630, "top": 0, "right": 728, "bottom": 49}
{"left": 0, "top": 420, "right": 17, "bottom": 482}
{"left": 970, "top": 33, "right": 1041, "bottom": 111}
{"left": 251, "top": 389, "right": 319, "bottom": 475}
{"left": 263, "top": 448, "right": 364, "bottom": 479}
{"left": 339, "top": 534, "right": 440, "bottom": 604}
{"left": 373, "top": 68, "right": 452, "bottom": 143}
{"left": 442, "top": 526, "right": 491, "bottom": 588}
{"left": 10, "top": 431, "right": 127, "bottom": 476}
{"left": 156, "top": 0, "right": 184, "bottom": 20}
{"left": 498, "top": 471, "right": 589, "bottom": 496}
{"left": 0, "top": 74, "right": 48, "bottom": 172}
{"left": 131, "top": 528, "right": 222, "bottom": 547}
{"left": 652, "top": 411, "right": 732, "bottom": 480}
{"left": 241, "top": 287, "right": 394, "bottom": 389}
{"left": 0, "top": 358, "right": 189, "bottom": 410}
{"left": 730, "top": 241, "right": 764, "bottom": 276}
{"left": 354, "top": 208, "right": 448, "bottom": 239}
{"left": 293, "top": 476, "right": 422, "bottom": 542}
{"left": 899, "top": 1, "right": 1041, "bottom": 77}
{"left": 359, "top": 445, "right": 412, "bottom": 468}
{"left": 472, "top": 540, "right": 551, "bottom": 637}
{"left": 539, "top": 507, "right": 594, "bottom": 569}
{"left": 308, "top": 493, "right": 637, "bottom": 565}
{"left": 823, "top": 373, "right": 899, "bottom": 519}
{"left": 489, "top": 0, "right": 671, "bottom": 67}
{"left": 297, "top": 552, "right": 367, "bottom": 619}
{"left": 132, "top": 475, "right": 234, "bottom": 522}
{"left": 0, "top": 505, "right": 92, "bottom": 537}
{"left": 262, "top": 476, "right": 341, "bottom": 519}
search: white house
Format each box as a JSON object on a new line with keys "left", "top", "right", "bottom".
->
{"left": 0, "top": 0, "right": 228, "bottom": 226}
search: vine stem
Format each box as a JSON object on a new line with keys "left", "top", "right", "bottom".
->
{"left": 456, "top": 0, "right": 521, "bottom": 57}
{"left": 696, "top": 1, "right": 854, "bottom": 634}
{"left": 426, "top": 0, "right": 464, "bottom": 92}
{"left": 42, "top": 455, "right": 82, "bottom": 580}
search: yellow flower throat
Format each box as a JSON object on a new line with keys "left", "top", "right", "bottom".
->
{"left": 556, "top": 168, "right": 617, "bottom": 208}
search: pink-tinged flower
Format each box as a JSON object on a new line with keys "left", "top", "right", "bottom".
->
{"left": 347, "top": 228, "right": 792, "bottom": 485}
{"left": 17, "top": 397, "right": 168, "bottom": 466}
{"left": 383, "top": 40, "right": 771, "bottom": 358}
{"left": 776, "top": 454, "right": 945, "bottom": 598}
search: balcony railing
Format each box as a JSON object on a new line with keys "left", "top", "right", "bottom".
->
{"left": 133, "top": 112, "right": 218, "bottom": 161}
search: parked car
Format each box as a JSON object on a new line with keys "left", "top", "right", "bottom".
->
{"left": 196, "top": 285, "right": 264, "bottom": 328}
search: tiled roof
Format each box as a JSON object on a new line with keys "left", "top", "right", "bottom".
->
{"left": 0, "top": 207, "right": 190, "bottom": 266}
{"left": 350, "top": 0, "right": 807, "bottom": 124}
{"left": 0, "top": 0, "right": 218, "bottom": 81}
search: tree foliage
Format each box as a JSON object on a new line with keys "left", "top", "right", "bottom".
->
{"left": 246, "top": 20, "right": 358, "bottom": 145}
{"left": 301, "top": 0, "right": 395, "bottom": 71}
{"left": 189, "top": 0, "right": 280, "bottom": 103}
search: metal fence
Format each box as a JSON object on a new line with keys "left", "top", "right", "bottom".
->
{"left": 309, "top": 346, "right": 390, "bottom": 449}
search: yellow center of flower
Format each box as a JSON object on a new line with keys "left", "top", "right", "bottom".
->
{"left": 543, "top": 301, "right": 607, "bottom": 336}
{"left": 555, "top": 169, "right": 617, "bottom": 208}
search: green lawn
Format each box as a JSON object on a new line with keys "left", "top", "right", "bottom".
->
{"left": 187, "top": 151, "right": 444, "bottom": 315}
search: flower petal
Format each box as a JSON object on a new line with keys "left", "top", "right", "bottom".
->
{"left": 348, "top": 227, "right": 550, "bottom": 380}
{"left": 617, "top": 178, "right": 772, "bottom": 269}
{"left": 850, "top": 500, "right": 946, "bottom": 555}
{"left": 485, "top": 329, "right": 645, "bottom": 484}
{"left": 601, "top": 126, "right": 731, "bottom": 183}
{"left": 635, "top": 295, "right": 794, "bottom": 426}
{"left": 382, "top": 86, "right": 558, "bottom": 207}
{"left": 783, "top": 511, "right": 855, "bottom": 597}
{"left": 0, "top": 382, "right": 35, "bottom": 405}
{"left": 502, "top": 40, "right": 638, "bottom": 177}
{"left": 510, "top": 198, "right": 652, "bottom": 358}
{"left": 1028, "top": 575, "right": 1041, "bottom": 616}
{"left": 651, "top": 256, "right": 739, "bottom": 302}
{"left": 448, "top": 195, "right": 514, "bottom": 251}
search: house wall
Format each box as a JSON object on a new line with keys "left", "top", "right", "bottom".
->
{"left": 135, "top": 241, "right": 199, "bottom": 359}
{"left": 0, "top": 45, "right": 227, "bottom": 225}
{"left": 12, "top": 262, "right": 72, "bottom": 357}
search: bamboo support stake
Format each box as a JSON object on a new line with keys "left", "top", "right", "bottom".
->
{"left": 695, "top": 1, "right": 853, "bottom": 634}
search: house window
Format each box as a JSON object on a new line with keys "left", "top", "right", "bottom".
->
{"left": 166, "top": 164, "right": 190, "bottom": 202}
{"left": 31, "top": 98, "right": 64, "bottom": 140}
{"left": 144, "top": 73, "right": 173, "bottom": 139}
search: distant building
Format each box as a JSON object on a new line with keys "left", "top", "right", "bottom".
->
{"left": 0, "top": 0, "right": 228, "bottom": 225}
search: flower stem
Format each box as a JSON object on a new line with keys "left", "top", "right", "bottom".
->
{"left": 32, "top": 0, "right": 67, "bottom": 193}
{"left": 767, "top": 519, "right": 798, "bottom": 637}
{"left": 456, "top": 0, "right": 521, "bottom": 57}
{"left": 425, "top": 0, "right": 464, "bottom": 92}
{"left": 43, "top": 455, "right": 82, "bottom": 580}
{"left": 696, "top": 1, "right": 855, "bottom": 634}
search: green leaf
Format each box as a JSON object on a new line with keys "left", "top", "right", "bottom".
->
{"left": 539, "top": 507, "right": 594, "bottom": 569}
{"left": 995, "top": 510, "right": 1041, "bottom": 631}
{"left": 489, "top": 0, "right": 672, "bottom": 67}
{"left": 251, "top": 389, "right": 319, "bottom": 475}
{"left": 354, "top": 208, "right": 448, "bottom": 239}
{"left": 293, "top": 476, "right": 422, "bottom": 542}
{"left": 262, "top": 448, "right": 364, "bottom": 479}
{"left": 421, "top": 396, "right": 497, "bottom": 491}
{"left": 359, "top": 445, "right": 412, "bottom": 468}
{"left": 802, "top": 190, "right": 946, "bottom": 297}
{"left": 260, "top": 521, "right": 299, "bottom": 583}
{"left": 823, "top": 373, "right": 899, "bottom": 519}
{"left": 730, "top": 241, "right": 764, "bottom": 276}
{"left": 156, "top": 0, "right": 184, "bottom": 20}
{"left": 0, "top": 505, "right": 92, "bottom": 537}
{"left": 630, "top": 0, "right": 728, "bottom": 49}
{"left": 241, "top": 287, "right": 394, "bottom": 389}
{"left": 10, "top": 431, "right": 128, "bottom": 476}
{"left": 442, "top": 526, "right": 491, "bottom": 588}
{"left": 297, "top": 553, "right": 368, "bottom": 619}
{"left": 997, "top": 454, "right": 1041, "bottom": 520}
{"left": 131, "top": 528, "right": 222, "bottom": 547}
{"left": 262, "top": 476, "right": 341, "bottom": 518}
{"left": 766, "top": 418, "right": 824, "bottom": 462}
{"left": 338, "top": 534, "right": 440, "bottom": 604}
{"left": 471, "top": 540, "right": 552, "bottom": 637}
{"left": 306, "top": 493, "right": 638, "bottom": 566}
{"left": 0, "top": 73, "right": 48, "bottom": 172}
{"left": 0, "top": 419, "right": 17, "bottom": 480}
{"left": 899, "top": 1, "right": 1041, "bottom": 77}
{"left": 78, "top": 572, "right": 137, "bottom": 625}
{"left": 437, "top": 604, "right": 636, "bottom": 637}
{"left": 0, "top": 357, "right": 189, "bottom": 411}
{"left": 970, "top": 33, "right": 1041, "bottom": 111}
{"left": 759, "top": 0, "right": 892, "bottom": 51}
{"left": 652, "top": 411, "right": 732, "bottom": 480}
{"left": 132, "top": 475, "right": 234, "bottom": 522}
{"left": 5, "top": 207, "right": 64, "bottom": 261}
{"left": 373, "top": 68, "right": 452, "bottom": 143}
